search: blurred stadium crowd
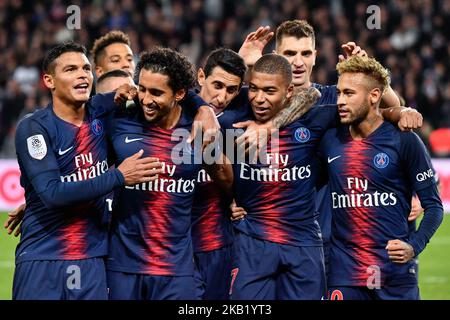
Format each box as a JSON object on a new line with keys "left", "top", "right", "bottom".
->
{"left": 0, "top": 0, "right": 449, "bottom": 157}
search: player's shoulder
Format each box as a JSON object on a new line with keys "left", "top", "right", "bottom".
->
{"left": 304, "top": 103, "right": 337, "bottom": 121}
{"left": 312, "top": 83, "right": 337, "bottom": 105}
{"left": 177, "top": 102, "right": 198, "bottom": 128}
{"left": 380, "top": 121, "right": 420, "bottom": 141}
{"left": 87, "top": 92, "right": 116, "bottom": 118}
{"left": 16, "top": 106, "right": 52, "bottom": 133}
{"left": 398, "top": 127, "right": 424, "bottom": 146}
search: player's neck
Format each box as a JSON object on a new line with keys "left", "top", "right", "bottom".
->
{"left": 155, "top": 104, "right": 182, "bottom": 130}
{"left": 52, "top": 95, "right": 86, "bottom": 127}
{"left": 293, "top": 81, "right": 311, "bottom": 91}
{"left": 349, "top": 112, "right": 383, "bottom": 140}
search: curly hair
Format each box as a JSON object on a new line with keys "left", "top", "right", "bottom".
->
{"left": 336, "top": 56, "right": 390, "bottom": 93}
{"left": 90, "top": 30, "right": 131, "bottom": 65}
{"left": 134, "top": 47, "right": 196, "bottom": 93}
{"left": 276, "top": 20, "right": 316, "bottom": 48}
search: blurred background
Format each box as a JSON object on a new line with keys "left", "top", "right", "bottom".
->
{"left": 0, "top": 0, "right": 449, "bottom": 299}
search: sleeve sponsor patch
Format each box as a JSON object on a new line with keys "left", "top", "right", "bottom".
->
{"left": 27, "top": 134, "right": 47, "bottom": 160}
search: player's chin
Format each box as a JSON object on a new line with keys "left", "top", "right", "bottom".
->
{"left": 143, "top": 112, "right": 159, "bottom": 123}
{"left": 254, "top": 114, "right": 271, "bottom": 124}
{"left": 339, "top": 116, "right": 352, "bottom": 125}
{"left": 292, "top": 76, "right": 305, "bottom": 87}
{"left": 72, "top": 93, "right": 90, "bottom": 103}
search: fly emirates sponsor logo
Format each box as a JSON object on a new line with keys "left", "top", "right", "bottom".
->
{"left": 60, "top": 153, "right": 109, "bottom": 182}
{"left": 125, "top": 162, "right": 196, "bottom": 193}
{"left": 332, "top": 177, "right": 397, "bottom": 209}
{"left": 239, "top": 153, "right": 311, "bottom": 182}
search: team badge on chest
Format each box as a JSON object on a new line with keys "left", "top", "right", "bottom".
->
{"left": 91, "top": 119, "right": 103, "bottom": 136}
{"left": 294, "top": 127, "right": 310, "bottom": 143}
{"left": 373, "top": 152, "right": 389, "bottom": 169}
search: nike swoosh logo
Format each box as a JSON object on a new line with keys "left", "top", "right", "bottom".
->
{"left": 58, "top": 146, "right": 73, "bottom": 155}
{"left": 125, "top": 136, "right": 143, "bottom": 143}
{"left": 327, "top": 155, "right": 341, "bottom": 163}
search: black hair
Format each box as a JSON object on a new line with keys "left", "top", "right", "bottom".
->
{"left": 97, "top": 69, "right": 131, "bottom": 85}
{"left": 203, "top": 48, "right": 247, "bottom": 83}
{"left": 134, "top": 47, "right": 196, "bottom": 93}
{"left": 42, "top": 41, "right": 87, "bottom": 74}
{"left": 253, "top": 53, "right": 292, "bottom": 84}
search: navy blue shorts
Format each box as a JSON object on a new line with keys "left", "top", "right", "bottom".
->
{"left": 107, "top": 270, "right": 197, "bottom": 300}
{"left": 230, "top": 231, "right": 326, "bottom": 300}
{"left": 328, "top": 285, "right": 420, "bottom": 300}
{"left": 13, "top": 258, "right": 108, "bottom": 300}
{"left": 194, "top": 244, "right": 233, "bottom": 300}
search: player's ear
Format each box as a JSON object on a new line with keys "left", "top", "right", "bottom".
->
{"left": 95, "top": 66, "right": 104, "bottom": 78}
{"left": 197, "top": 68, "right": 206, "bottom": 87}
{"left": 369, "top": 87, "right": 382, "bottom": 105}
{"left": 174, "top": 89, "right": 186, "bottom": 102}
{"left": 43, "top": 73, "right": 55, "bottom": 90}
{"left": 286, "top": 83, "right": 294, "bottom": 100}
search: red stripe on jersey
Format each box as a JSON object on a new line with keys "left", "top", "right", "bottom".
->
{"left": 60, "top": 122, "right": 94, "bottom": 259}
{"left": 259, "top": 137, "right": 291, "bottom": 244}
{"left": 196, "top": 183, "right": 226, "bottom": 251}
{"left": 343, "top": 140, "right": 381, "bottom": 286}
{"left": 142, "top": 131, "right": 175, "bottom": 275}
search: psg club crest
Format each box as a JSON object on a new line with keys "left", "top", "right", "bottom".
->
{"left": 91, "top": 119, "right": 103, "bottom": 136}
{"left": 373, "top": 152, "right": 389, "bottom": 169}
{"left": 294, "top": 127, "right": 310, "bottom": 143}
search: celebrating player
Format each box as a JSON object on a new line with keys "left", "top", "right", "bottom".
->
{"left": 91, "top": 30, "right": 135, "bottom": 78}
{"left": 320, "top": 56, "right": 443, "bottom": 300}
{"left": 106, "top": 47, "right": 233, "bottom": 300}
{"left": 13, "top": 42, "right": 161, "bottom": 300}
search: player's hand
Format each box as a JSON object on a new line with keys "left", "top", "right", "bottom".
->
{"left": 233, "top": 120, "right": 274, "bottom": 161}
{"left": 409, "top": 195, "right": 423, "bottom": 221}
{"left": 4, "top": 203, "right": 25, "bottom": 237}
{"left": 238, "top": 26, "right": 274, "bottom": 66}
{"left": 338, "top": 42, "right": 368, "bottom": 62}
{"left": 114, "top": 83, "right": 138, "bottom": 105}
{"left": 398, "top": 107, "right": 423, "bottom": 131}
{"left": 230, "top": 200, "right": 247, "bottom": 221}
{"left": 118, "top": 149, "right": 163, "bottom": 185}
{"left": 188, "top": 106, "right": 220, "bottom": 151}
{"left": 386, "top": 239, "right": 415, "bottom": 264}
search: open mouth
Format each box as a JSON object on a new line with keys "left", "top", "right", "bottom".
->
{"left": 338, "top": 109, "right": 349, "bottom": 117}
{"left": 210, "top": 103, "right": 225, "bottom": 114}
{"left": 292, "top": 69, "right": 305, "bottom": 77}
{"left": 253, "top": 106, "right": 270, "bottom": 117}
{"left": 74, "top": 83, "right": 89, "bottom": 93}
{"left": 143, "top": 105, "right": 159, "bottom": 117}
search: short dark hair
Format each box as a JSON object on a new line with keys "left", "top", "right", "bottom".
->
{"left": 134, "top": 47, "right": 196, "bottom": 93}
{"left": 276, "top": 20, "right": 316, "bottom": 48}
{"left": 203, "top": 48, "right": 247, "bottom": 83}
{"left": 91, "top": 30, "right": 131, "bottom": 65}
{"left": 97, "top": 69, "right": 131, "bottom": 85}
{"left": 42, "top": 41, "right": 87, "bottom": 74}
{"left": 253, "top": 54, "right": 292, "bottom": 84}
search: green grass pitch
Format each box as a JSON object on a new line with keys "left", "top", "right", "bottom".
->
{"left": 0, "top": 213, "right": 449, "bottom": 300}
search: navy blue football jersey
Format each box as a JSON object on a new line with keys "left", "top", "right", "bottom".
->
{"left": 233, "top": 104, "right": 339, "bottom": 246}
{"left": 319, "top": 122, "right": 439, "bottom": 287}
{"left": 14, "top": 93, "right": 124, "bottom": 263}
{"left": 107, "top": 107, "right": 202, "bottom": 276}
